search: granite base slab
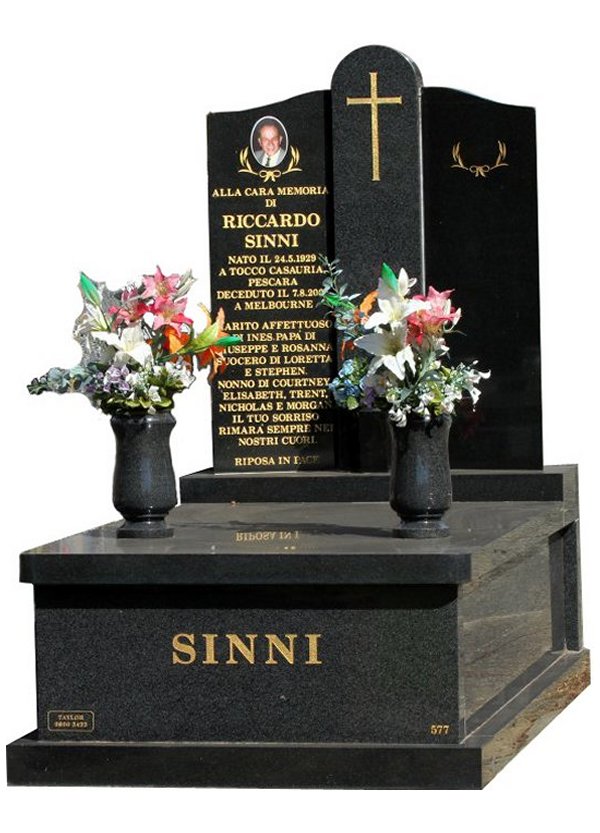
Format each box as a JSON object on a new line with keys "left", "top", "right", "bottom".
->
{"left": 7, "top": 650, "right": 589, "bottom": 789}
{"left": 179, "top": 466, "right": 571, "bottom": 505}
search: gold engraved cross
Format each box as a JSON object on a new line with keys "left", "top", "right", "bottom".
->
{"left": 346, "top": 71, "right": 403, "bottom": 182}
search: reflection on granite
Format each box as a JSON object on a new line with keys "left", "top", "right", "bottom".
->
{"left": 26, "top": 499, "right": 576, "bottom": 554}
{"left": 21, "top": 500, "right": 573, "bottom": 585}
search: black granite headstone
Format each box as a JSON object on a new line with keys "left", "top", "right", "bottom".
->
{"left": 422, "top": 88, "right": 543, "bottom": 468}
{"left": 331, "top": 46, "right": 424, "bottom": 292}
{"left": 207, "top": 92, "right": 335, "bottom": 473}
{"left": 198, "top": 45, "right": 543, "bottom": 479}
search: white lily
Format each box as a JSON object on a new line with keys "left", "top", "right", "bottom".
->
{"left": 148, "top": 385, "right": 162, "bottom": 403}
{"left": 92, "top": 323, "right": 153, "bottom": 368}
{"left": 355, "top": 327, "right": 416, "bottom": 381}
{"left": 364, "top": 268, "right": 427, "bottom": 331}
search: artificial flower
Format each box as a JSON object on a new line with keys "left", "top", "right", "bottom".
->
{"left": 28, "top": 268, "right": 240, "bottom": 415}
{"left": 93, "top": 322, "right": 153, "bottom": 367}
{"left": 108, "top": 287, "right": 149, "bottom": 327}
{"left": 355, "top": 327, "right": 416, "bottom": 381}
{"left": 141, "top": 266, "right": 182, "bottom": 299}
{"left": 408, "top": 286, "right": 461, "bottom": 345}
{"left": 163, "top": 324, "right": 190, "bottom": 355}
{"left": 151, "top": 295, "right": 193, "bottom": 334}
{"left": 192, "top": 306, "right": 235, "bottom": 381}
{"left": 363, "top": 265, "right": 426, "bottom": 331}
{"left": 319, "top": 260, "right": 489, "bottom": 426}
{"left": 354, "top": 289, "right": 378, "bottom": 323}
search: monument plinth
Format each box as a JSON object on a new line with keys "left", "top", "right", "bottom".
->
{"left": 7, "top": 467, "right": 589, "bottom": 788}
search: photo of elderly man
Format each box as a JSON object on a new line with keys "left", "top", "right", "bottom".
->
{"left": 252, "top": 117, "right": 288, "bottom": 167}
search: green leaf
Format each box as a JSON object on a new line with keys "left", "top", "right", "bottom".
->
{"left": 214, "top": 335, "right": 242, "bottom": 347}
{"left": 79, "top": 272, "right": 101, "bottom": 306}
{"left": 381, "top": 262, "right": 398, "bottom": 292}
{"left": 183, "top": 321, "right": 221, "bottom": 353}
{"left": 321, "top": 292, "right": 341, "bottom": 307}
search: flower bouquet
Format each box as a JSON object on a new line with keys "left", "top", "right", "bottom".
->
{"left": 28, "top": 266, "right": 239, "bottom": 413}
{"left": 319, "top": 259, "right": 489, "bottom": 537}
{"left": 320, "top": 260, "right": 488, "bottom": 427}
{"left": 28, "top": 266, "right": 240, "bottom": 538}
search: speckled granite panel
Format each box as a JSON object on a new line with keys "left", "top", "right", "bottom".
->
{"left": 331, "top": 46, "right": 423, "bottom": 292}
{"left": 34, "top": 585, "right": 460, "bottom": 744}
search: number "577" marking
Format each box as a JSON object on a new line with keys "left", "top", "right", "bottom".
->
{"left": 430, "top": 724, "right": 450, "bottom": 736}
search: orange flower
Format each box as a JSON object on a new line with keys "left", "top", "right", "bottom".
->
{"left": 195, "top": 306, "right": 231, "bottom": 382}
{"left": 340, "top": 339, "right": 354, "bottom": 358}
{"left": 164, "top": 325, "right": 190, "bottom": 355}
{"left": 354, "top": 289, "right": 378, "bottom": 323}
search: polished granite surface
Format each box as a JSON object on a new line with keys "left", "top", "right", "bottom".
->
{"left": 20, "top": 499, "right": 574, "bottom": 586}
{"left": 180, "top": 465, "right": 571, "bottom": 504}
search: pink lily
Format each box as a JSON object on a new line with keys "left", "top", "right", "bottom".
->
{"left": 152, "top": 295, "right": 193, "bottom": 335}
{"left": 408, "top": 286, "right": 461, "bottom": 344}
{"left": 108, "top": 288, "right": 149, "bottom": 328}
{"left": 141, "top": 266, "right": 181, "bottom": 300}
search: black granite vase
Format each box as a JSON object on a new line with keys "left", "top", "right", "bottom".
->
{"left": 389, "top": 414, "right": 452, "bottom": 538}
{"left": 111, "top": 411, "right": 177, "bottom": 539}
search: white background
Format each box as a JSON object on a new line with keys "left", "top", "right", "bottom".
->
{"left": 1, "top": 0, "right": 597, "bottom": 826}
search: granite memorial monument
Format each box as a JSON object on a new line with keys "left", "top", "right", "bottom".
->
{"left": 7, "top": 46, "right": 588, "bottom": 790}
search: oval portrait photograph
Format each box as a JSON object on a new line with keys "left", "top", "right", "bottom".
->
{"left": 251, "top": 116, "right": 288, "bottom": 168}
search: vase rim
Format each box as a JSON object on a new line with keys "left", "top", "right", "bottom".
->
{"left": 110, "top": 409, "right": 174, "bottom": 420}
{"left": 389, "top": 412, "right": 451, "bottom": 425}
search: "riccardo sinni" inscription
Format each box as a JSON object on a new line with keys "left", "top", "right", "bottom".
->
{"left": 172, "top": 633, "right": 322, "bottom": 666}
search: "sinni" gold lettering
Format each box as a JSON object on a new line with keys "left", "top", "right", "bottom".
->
{"left": 171, "top": 632, "right": 322, "bottom": 666}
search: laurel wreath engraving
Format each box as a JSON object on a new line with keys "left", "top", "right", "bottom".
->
{"left": 451, "top": 141, "right": 508, "bottom": 178}
{"left": 238, "top": 146, "right": 302, "bottom": 182}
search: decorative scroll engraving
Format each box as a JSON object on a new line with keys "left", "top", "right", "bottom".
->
{"left": 238, "top": 146, "right": 302, "bottom": 183}
{"left": 451, "top": 141, "right": 508, "bottom": 178}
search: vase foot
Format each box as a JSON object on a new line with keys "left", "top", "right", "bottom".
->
{"left": 393, "top": 518, "right": 450, "bottom": 539}
{"left": 117, "top": 519, "right": 174, "bottom": 539}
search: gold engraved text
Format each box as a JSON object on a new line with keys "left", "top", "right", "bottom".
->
{"left": 265, "top": 634, "right": 297, "bottom": 665}
{"left": 47, "top": 710, "right": 95, "bottom": 732}
{"left": 305, "top": 633, "right": 322, "bottom": 665}
{"left": 226, "top": 633, "right": 257, "bottom": 665}
{"left": 171, "top": 633, "right": 323, "bottom": 666}
{"left": 172, "top": 633, "right": 196, "bottom": 664}
{"left": 430, "top": 724, "right": 451, "bottom": 735}
{"left": 202, "top": 634, "right": 219, "bottom": 665}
